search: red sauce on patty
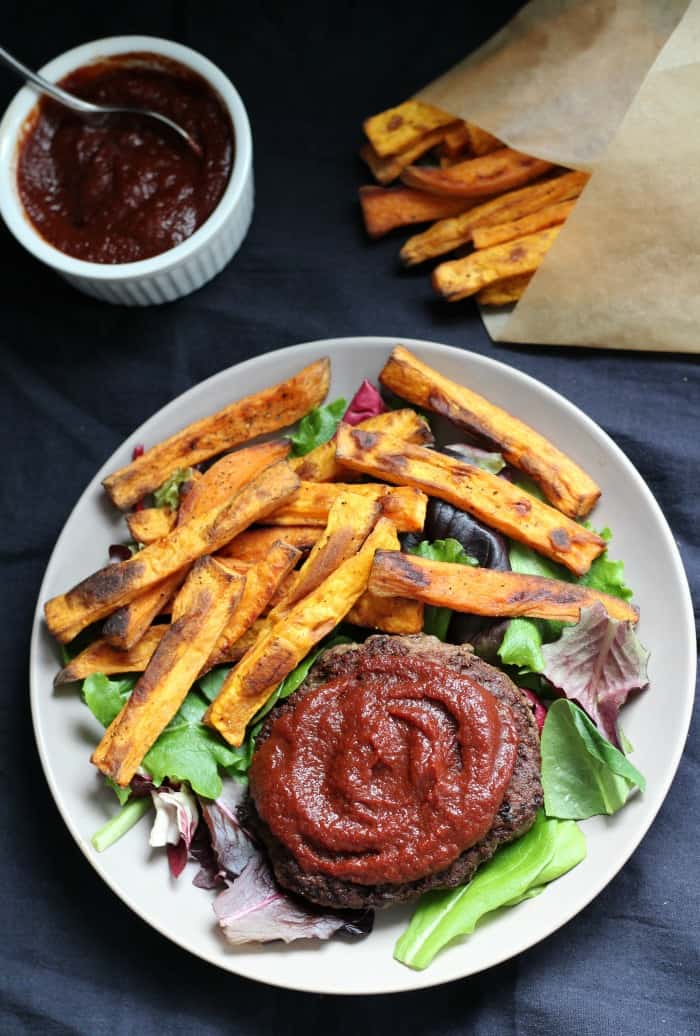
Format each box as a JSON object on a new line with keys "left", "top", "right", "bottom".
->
{"left": 249, "top": 654, "right": 519, "bottom": 886}
{"left": 16, "top": 53, "right": 233, "bottom": 264}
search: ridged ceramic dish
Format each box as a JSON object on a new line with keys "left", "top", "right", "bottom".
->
{"left": 29, "top": 338, "right": 695, "bottom": 994}
{"left": 0, "top": 36, "right": 253, "bottom": 305}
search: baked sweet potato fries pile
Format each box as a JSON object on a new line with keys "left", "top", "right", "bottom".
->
{"left": 46, "top": 347, "right": 636, "bottom": 788}
{"left": 358, "top": 100, "right": 589, "bottom": 304}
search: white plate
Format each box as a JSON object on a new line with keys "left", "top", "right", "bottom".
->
{"left": 29, "top": 337, "right": 696, "bottom": 995}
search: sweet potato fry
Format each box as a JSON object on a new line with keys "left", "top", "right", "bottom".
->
{"left": 465, "top": 123, "right": 503, "bottom": 157}
{"left": 476, "top": 274, "right": 532, "bottom": 305}
{"left": 360, "top": 126, "right": 451, "bottom": 185}
{"left": 126, "top": 507, "right": 176, "bottom": 545}
{"left": 207, "top": 517, "right": 397, "bottom": 746}
{"left": 400, "top": 170, "right": 588, "bottom": 265}
{"left": 439, "top": 153, "right": 467, "bottom": 169}
{"left": 57, "top": 612, "right": 266, "bottom": 686}
{"left": 102, "top": 359, "right": 329, "bottom": 510}
{"left": 362, "top": 408, "right": 434, "bottom": 444}
{"left": 265, "top": 481, "right": 427, "bottom": 533}
{"left": 209, "top": 622, "right": 263, "bottom": 669}
{"left": 335, "top": 425, "right": 604, "bottom": 575}
{"left": 54, "top": 626, "right": 168, "bottom": 685}
{"left": 175, "top": 468, "right": 203, "bottom": 510}
{"left": 440, "top": 121, "right": 503, "bottom": 160}
{"left": 215, "top": 558, "right": 252, "bottom": 577}
{"left": 208, "top": 624, "right": 262, "bottom": 672}
{"left": 92, "top": 557, "right": 245, "bottom": 787}
{"left": 256, "top": 495, "right": 380, "bottom": 619}
{"left": 101, "top": 570, "right": 186, "bottom": 650}
{"left": 440, "top": 121, "right": 471, "bottom": 158}
{"left": 379, "top": 346, "right": 600, "bottom": 518}
{"left": 45, "top": 461, "right": 300, "bottom": 643}
{"left": 346, "top": 592, "right": 424, "bottom": 634}
{"left": 368, "top": 551, "right": 638, "bottom": 624}
{"left": 217, "top": 526, "right": 321, "bottom": 562}
{"left": 432, "top": 226, "right": 562, "bottom": 301}
{"left": 290, "top": 408, "right": 432, "bottom": 482}
{"left": 401, "top": 148, "right": 552, "bottom": 200}
{"left": 177, "top": 440, "right": 290, "bottom": 526}
{"left": 268, "top": 493, "right": 380, "bottom": 621}
{"left": 205, "top": 541, "right": 301, "bottom": 669}
{"left": 347, "top": 522, "right": 423, "bottom": 634}
{"left": 363, "top": 100, "right": 455, "bottom": 157}
{"left": 359, "top": 186, "right": 472, "bottom": 239}
{"left": 472, "top": 199, "right": 576, "bottom": 250}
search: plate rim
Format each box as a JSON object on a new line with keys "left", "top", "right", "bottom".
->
{"left": 29, "top": 335, "right": 697, "bottom": 995}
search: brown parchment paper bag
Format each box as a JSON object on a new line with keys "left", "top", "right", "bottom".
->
{"left": 417, "top": 0, "right": 700, "bottom": 353}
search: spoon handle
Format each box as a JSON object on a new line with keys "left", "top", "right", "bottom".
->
{"left": 0, "top": 45, "right": 98, "bottom": 114}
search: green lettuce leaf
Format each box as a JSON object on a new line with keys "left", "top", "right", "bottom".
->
{"left": 444, "top": 444, "right": 505, "bottom": 474}
{"left": 289, "top": 398, "right": 346, "bottom": 456}
{"left": 541, "top": 699, "right": 646, "bottom": 819}
{"left": 153, "top": 467, "right": 194, "bottom": 510}
{"left": 504, "top": 819, "right": 587, "bottom": 905}
{"left": 407, "top": 538, "right": 477, "bottom": 640}
{"left": 512, "top": 475, "right": 546, "bottom": 501}
{"left": 82, "top": 673, "right": 136, "bottom": 726}
{"left": 197, "top": 666, "right": 229, "bottom": 703}
{"left": 82, "top": 675, "right": 140, "bottom": 803}
{"left": 82, "top": 673, "right": 238, "bottom": 799}
{"left": 498, "top": 618, "right": 547, "bottom": 673}
{"left": 142, "top": 691, "right": 239, "bottom": 799}
{"left": 394, "top": 812, "right": 585, "bottom": 970}
{"left": 497, "top": 542, "right": 567, "bottom": 673}
{"left": 507, "top": 538, "right": 566, "bottom": 580}
{"left": 579, "top": 527, "right": 633, "bottom": 600}
{"left": 105, "top": 777, "right": 131, "bottom": 806}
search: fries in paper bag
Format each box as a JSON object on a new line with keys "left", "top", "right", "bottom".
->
{"left": 359, "top": 0, "right": 700, "bottom": 353}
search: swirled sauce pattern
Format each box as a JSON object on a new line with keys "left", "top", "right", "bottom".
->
{"left": 249, "top": 654, "right": 519, "bottom": 885}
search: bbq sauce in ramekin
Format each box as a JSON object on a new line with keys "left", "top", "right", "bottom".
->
{"left": 17, "top": 53, "right": 234, "bottom": 264}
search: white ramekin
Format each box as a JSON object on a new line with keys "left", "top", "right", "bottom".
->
{"left": 0, "top": 36, "right": 253, "bottom": 305}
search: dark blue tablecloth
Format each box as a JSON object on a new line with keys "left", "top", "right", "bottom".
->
{"left": 1, "top": 2, "right": 698, "bottom": 1032}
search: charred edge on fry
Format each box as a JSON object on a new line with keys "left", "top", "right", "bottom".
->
{"left": 101, "top": 607, "right": 130, "bottom": 639}
{"left": 73, "top": 560, "right": 147, "bottom": 606}
{"left": 381, "top": 551, "right": 431, "bottom": 589}
{"left": 549, "top": 529, "right": 572, "bottom": 550}
{"left": 240, "top": 644, "right": 299, "bottom": 701}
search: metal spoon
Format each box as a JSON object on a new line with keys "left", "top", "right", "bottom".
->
{"left": 0, "top": 45, "right": 202, "bottom": 156}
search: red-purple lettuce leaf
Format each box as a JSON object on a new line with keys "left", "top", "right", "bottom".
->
{"left": 197, "top": 779, "right": 256, "bottom": 885}
{"left": 521, "top": 687, "right": 547, "bottom": 732}
{"left": 189, "top": 818, "right": 226, "bottom": 890}
{"left": 166, "top": 841, "right": 188, "bottom": 878}
{"left": 214, "top": 853, "right": 373, "bottom": 945}
{"left": 343, "top": 379, "right": 388, "bottom": 425}
{"left": 541, "top": 603, "right": 649, "bottom": 747}
{"left": 108, "top": 543, "right": 133, "bottom": 564}
{"left": 130, "top": 773, "right": 158, "bottom": 797}
{"left": 149, "top": 785, "right": 199, "bottom": 879}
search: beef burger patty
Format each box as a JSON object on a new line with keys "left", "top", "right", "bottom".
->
{"left": 244, "top": 634, "right": 542, "bottom": 910}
